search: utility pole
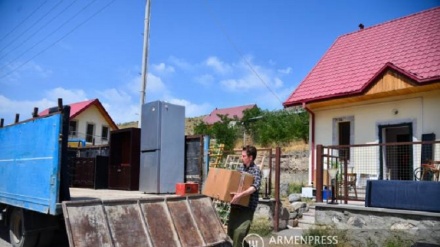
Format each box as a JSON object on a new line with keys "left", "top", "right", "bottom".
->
{"left": 139, "top": 0, "right": 151, "bottom": 128}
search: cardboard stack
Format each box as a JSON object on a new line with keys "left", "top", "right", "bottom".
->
{"left": 202, "top": 168, "right": 254, "bottom": 207}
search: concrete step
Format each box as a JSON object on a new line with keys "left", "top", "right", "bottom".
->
{"left": 295, "top": 205, "right": 316, "bottom": 229}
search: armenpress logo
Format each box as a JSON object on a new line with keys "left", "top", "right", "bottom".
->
{"left": 243, "top": 233, "right": 264, "bottom": 247}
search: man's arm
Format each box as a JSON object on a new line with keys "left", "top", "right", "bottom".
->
{"left": 231, "top": 186, "right": 256, "bottom": 204}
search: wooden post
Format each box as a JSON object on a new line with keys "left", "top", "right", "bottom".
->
{"left": 32, "top": 107, "right": 39, "bottom": 118}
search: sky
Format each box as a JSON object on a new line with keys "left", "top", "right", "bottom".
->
{"left": 0, "top": 0, "right": 439, "bottom": 125}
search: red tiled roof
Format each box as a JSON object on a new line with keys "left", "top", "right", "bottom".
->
{"left": 203, "top": 104, "right": 256, "bottom": 125}
{"left": 39, "top": 99, "right": 118, "bottom": 130}
{"left": 284, "top": 7, "right": 440, "bottom": 107}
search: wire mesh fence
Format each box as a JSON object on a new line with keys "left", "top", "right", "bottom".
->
{"left": 316, "top": 140, "right": 440, "bottom": 202}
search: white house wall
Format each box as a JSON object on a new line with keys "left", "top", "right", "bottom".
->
{"left": 309, "top": 90, "right": 440, "bottom": 184}
{"left": 72, "top": 105, "right": 113, "bottom": 146}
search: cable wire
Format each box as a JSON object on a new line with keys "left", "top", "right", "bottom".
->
{"left": 0, "top": 1, "right": 62, "bottom": 57}
{"left": 0, "top": 0, "right": 49, "bottom": 42}
{"left": 0, "top": 0, "right": 116, "bottom": 79}
{"left": 0, "top": 0, "right": 75, "bottom": 60}
{"left": 201, "top": 0, "right": 283, "bottom": 105}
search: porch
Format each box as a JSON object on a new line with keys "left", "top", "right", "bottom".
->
{"left": 314, "top": 140, "right": 440, "bottom": 204}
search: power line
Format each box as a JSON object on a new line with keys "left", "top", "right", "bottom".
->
{"left": 0, "top": 1, "right": 62, "bottom": 57}
{"left": 0, "top": 0, "right": 93, "bottom": 68}
{"left": 0, "top": 0, "right": 49, "bottom": 42}
{"left": 201, "top": 0, "right": 283, "bottom": 105}
{"left": 0, "top": 0, "right": 117, "bottom": 79}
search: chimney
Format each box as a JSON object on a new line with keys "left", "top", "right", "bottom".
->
{"left": 359, "top": 23, "right": 364, "bottom": 30}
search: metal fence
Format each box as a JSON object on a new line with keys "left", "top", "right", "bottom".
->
{"left": 315, "top": 140, "right": 440, "bottom": 203}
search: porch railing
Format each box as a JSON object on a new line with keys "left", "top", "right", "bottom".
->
{"left": 315, "top": 140, "right": 440, "bottom": 203}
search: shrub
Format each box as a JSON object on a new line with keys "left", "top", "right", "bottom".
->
{"left": 249, "top": 216, "right": 273, "bottom": 237}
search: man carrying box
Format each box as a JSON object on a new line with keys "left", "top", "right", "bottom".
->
{"left": 228, "top": 145, "right": 262, "bottom": 247}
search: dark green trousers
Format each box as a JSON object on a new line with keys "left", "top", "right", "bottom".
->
{"left": 227, "top": 206, "right": 254, "bottom": 247}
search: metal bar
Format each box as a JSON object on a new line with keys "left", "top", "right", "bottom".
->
{"left": 343, "top": 158, "right": 348, "bottom": 204}
{"left": 269, "top": 148, "right": 272, "bottom": 197}
{"left": 315, "top": 145, "right": 323, "bottom": 202}
{"left": 274, "top": 147, "right": 281, "bottom": 232}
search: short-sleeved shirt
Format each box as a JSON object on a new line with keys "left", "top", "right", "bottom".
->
{"left": 237, "top": 162, "right": 261, "bottom": 211}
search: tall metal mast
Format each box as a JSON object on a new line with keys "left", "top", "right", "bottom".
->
{"left": 139, "top": 0, "right": 151, "bottom": 127}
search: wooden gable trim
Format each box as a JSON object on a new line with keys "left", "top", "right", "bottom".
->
{"left": 365, "top": 70, "right": 417, "bottom": 95}
{"left": 302, "top": 65, "right": 440, "bottom": 110}
{"left": 307, "top": 80, "right": 440, "bottom": 110}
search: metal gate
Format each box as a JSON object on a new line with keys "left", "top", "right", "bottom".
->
{"left": 62, "top": 195, "right": 231, "bottom": 247}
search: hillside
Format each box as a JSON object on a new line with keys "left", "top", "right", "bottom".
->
{"left": 117, "top": 115, "right": 206, "bottom": 136}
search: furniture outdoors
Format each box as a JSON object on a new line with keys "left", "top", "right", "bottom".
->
{"left": 108, "top": 128, "right": 140, "bottom": 190}
{"left": 208, "top": 143, "right": 224, "bottom": 168}
{"left": 224, "top": 150, "right": 268, "bottom": 170}
{"left": 421, "top": 161, "right": 440, "bottom": 181}
{"left": 337, "top": 173, "right": 358, "bottom": 199}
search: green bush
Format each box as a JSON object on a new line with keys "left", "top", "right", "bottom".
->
{"left": 288, "top": 182, "right": 304, "bottom": 194}
{"left": 213, "top": 200, "right": 230, "bottom": 225}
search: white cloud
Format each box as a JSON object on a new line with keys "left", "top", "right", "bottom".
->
{"left": 1, "top": 61, "right": 52, "bottom": 86}
{"left": 205, "top": 56, "right": 232, "bottom": 74}
{"left": 127, "top": 73, "right": 167, "bottom": 96}
{"left": 25, "top": 61, "right": 53, "bottom": 78}
{"left": 168, "top": 56, "right": 192, "bottom": 70}
{"left": 44, "top": 87, "right": 87, "bottom": 104}
{"left": 98, "top": 89, "right": 139, "bottom": 124}
{"left": 0, "top": 95, "right": 58, "bottom": 124}
{"left": 273, "top": 77, "right": 284, "bottom": 88}
{"left": 167, "top": 98, "right": 212, "bottom": 117}
{"left": 278, "top": 67, "right": 292, "bottom": 74}
{"left": 152, "top": 62, "right": 175, "bottom": 74}
{"left": 194, "top": 74, "right": 214, "bottom": 87}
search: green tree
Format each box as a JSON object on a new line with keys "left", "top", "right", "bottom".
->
{"left": 193, "top": 120, "right": 211, "bottom": 136}
{"left": 193, "top": 114, "right": 239, "bottom": 150}
{"left": 193, "top": 108, "right": 309, "bottom": 148}
{"left": 248, "top": 109, "right": 309, "bottom": 146}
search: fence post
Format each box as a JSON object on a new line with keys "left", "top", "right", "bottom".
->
{"left": 274, "top": 147, "right": 281, "bottom": 232}
{"left": 316, "top": 145, "right": 323, "bottom": 202}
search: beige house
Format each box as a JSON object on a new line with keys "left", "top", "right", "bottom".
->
{"left": 41, "top": 99, "right": 118, "bottom": 146}
{"left": 283, "top": 7, "right": 440, "bottom": 185}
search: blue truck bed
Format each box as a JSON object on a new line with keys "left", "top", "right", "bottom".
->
{"left": 0, "top": 112, "right": 65, "bottom": 215}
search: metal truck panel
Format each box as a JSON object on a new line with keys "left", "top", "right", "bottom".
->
{"left": 62, "top": 195, "right": 232, "bottom": 247}
{"left": 0, "top": 114, "right": 63, "bottom": 215}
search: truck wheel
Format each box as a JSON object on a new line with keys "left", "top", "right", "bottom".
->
{"left": 9, "top": 208, "right": 38, "bottom": 247}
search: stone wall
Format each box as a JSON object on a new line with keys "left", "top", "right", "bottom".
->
{"left": 315, "top": 204, "right": 440, "bottom": 246}
{"left": 265, "top": 150, "right": 310, "bottom": 196}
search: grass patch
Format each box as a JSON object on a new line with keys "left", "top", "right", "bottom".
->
{"left": 287, "top": 182, "right": 304, "bottom": 194}
{"left": 249, "top": 216, "right": 273, "bottom": 237}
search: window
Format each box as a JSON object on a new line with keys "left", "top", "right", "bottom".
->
{"left": 332, "top": 116, "right": 354, "bottom": 162}
{"left": 101, "top": 126, "right": 109, "bottom": 141}
{"left": 86, "top": 123, "right": 95, "bottom": 143}
{"left": 338, "top": 121, "right": 351, "bottom": 161}
{"left": 69, "top": 121, "right": 77, "bottom": 136}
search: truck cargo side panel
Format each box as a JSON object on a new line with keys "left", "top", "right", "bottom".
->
{"left": 62, "top": 196, "right": 232, "bottom": 247}
{"left": 0, "top": 114, "right": 62, "bottom": 215}
{"left": 104, "top": 201, "right": 152, "bottom": 247}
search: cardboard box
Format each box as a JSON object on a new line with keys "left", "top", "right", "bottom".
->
{"left": 202, "top": 168, "right": 254, "bottom": 207}
{"left": 175, "top": 182, "right": 199, "bottom": 196}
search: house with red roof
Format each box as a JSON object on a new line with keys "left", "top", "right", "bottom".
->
{"left": 203, "top": 104, "right": 257, "bottom": 125}
{"left": 40, "top": 99, "right": 118, "bottom": 146}
{"left": 283, "top": 7, "right": 440, "bottom": 185}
